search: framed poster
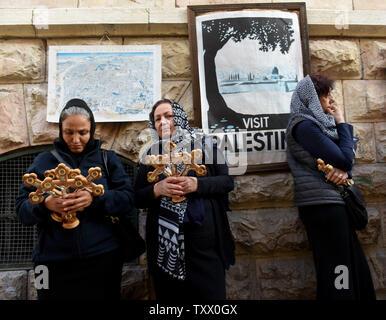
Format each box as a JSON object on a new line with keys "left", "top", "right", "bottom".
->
{"left": 188, "top": 3, "right": 310, "bottom": 173}
{"left": 47, "top": 45, "right": 162, "bottom": 122}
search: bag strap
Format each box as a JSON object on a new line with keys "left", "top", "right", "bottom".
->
{"left": 102, "top": 150, "right": 109, "bottom": 181}
{"left": 50, "top": 150, "right": 72, "bottom": 168}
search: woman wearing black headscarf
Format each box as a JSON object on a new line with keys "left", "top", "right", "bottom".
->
{"left": 134, "top": 99, "right": 235, "bottom": 301}
{"left": 15, "top": 99, "right": 135, "bottom": 300}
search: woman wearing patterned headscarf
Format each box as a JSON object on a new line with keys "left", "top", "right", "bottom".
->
{"left": 286, "top": 74, "right": 375, "bottom": 300}
{"left": 134, "top": 99, "right": 235, "bottom": 300}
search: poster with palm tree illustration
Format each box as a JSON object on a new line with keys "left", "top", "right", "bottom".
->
{"left": 188, "top": 4, "right": 310, "bottom": 172}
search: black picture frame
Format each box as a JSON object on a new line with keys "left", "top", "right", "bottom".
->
{"left": 188, "top": 3, "right": 310, "bottom": 173}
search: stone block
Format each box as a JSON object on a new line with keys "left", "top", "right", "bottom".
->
{"left": 353, "top": 123, "right": 377, "bottom": 163}
{"left": 177, "top": 82, "right": 194, "bottom": 122}
{"left": 95, "top": 123, "right": 121, "bottom": 151}
{"left": 353, "top": 0, "right": 386, "bottom": 10}
{"left": 80, "top": 0, "right": 175, "bottom": 7}
{"left": 310, "top": 39, "right": 361, "bottom": 79}
{"left": 120, "top": 265, "right": 149, "bottom": 300}
{"left": 27, "top": 269, "right": 38, "bottom": 300}
{"left": 124, "top": 37, "right": 191, "bottom": 79}
{"left": 24, "top": 83, "right": 58, "bottom": 146}
{"left": 229, "top": 172, "right": 294, "bottom": 209}
{"left": 0, "top": 84, "right": 29, "bottom": 154}
{"left": 273, "top": 0, "right": 353, "bottom": 10}
{"left": 256, "top": 256, "right": 316, "bottom": 300}
{"left": 162, "top": 80, "right": 190, "bottom": 102}
{"left": 374, "top": 123, "right": 386, "bottom": 162}
{"left": 226, "top": 256, "right": 258, "bottom": 300}
{"left": 229, "top": 208, "right": 309, "bottom": 255}
{"left": 368, "top": 249, "right": 386, "bottom": 293}
{"left": 0, "top": 39, "right": 45, "bottom": 83}
{"left": 112, "top": 121, "right": 149, "bottom": 163}
{"left": 356, "top": 207, "right": 382, "bottom": 246}
{"left": 0, "top": 270, "right": 27, "bottom": 300}
{"left": 380, "top": 204, "right": 386, "bottom": 248}
{"left": 46, "top": 37, "right": 123, "bottom": 47}
{"left": 177, "top": 0, "right": 272, "bottom": 7}
{"left": 0, "top": 0, "right": 77, "bottom": 8}
{"left": 360, "top": 39, "right": 386, "bottom": 79}
{"left": 343, "top": 80, "right": 386, "bottom": 123}
{"left": 351, "top": 164, "right": 386, "bottom": 202}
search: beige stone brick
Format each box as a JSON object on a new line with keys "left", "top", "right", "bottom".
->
{"left": 226, "top": 256, "right": 258, "bottom": 300}
{"left": 343, "top": 80, "right": 386, "bottom": 123}
{"left": 120, "top": 265, "right": 149, "bottom": 300}
{"left": 0, "top": 85, "right": 29, "bottom": 154}
{"left": 256, "top": 256, "right": 316, "bottom": 300}
{"left": 124, "top": 37, "right": 191, "bottom": 79}
{"left": 80, "top": 0, "right": 175, "bottom": 8}
{"left": 0, "top": 0, "right": 77, "bottom": 8}
{"left": 353, "top": 0, "right": 386, "bottom": 10}
{"left": 177, "top": 82, "right": 194, "bottom": 122}
{"left": 0, "top": 270, "right": 27, "bottom": 300}
{"left": 112, "top": 122, "right": 149, "bottom": 163}
{"left": 352, "top": 163, "right": 386, "bottom": 202}
{"left": 0, "top": 39, "right": 45, "bottom": 83}
{"left": 273, "top": 0, "right": 353, "bottom": 11}
{"left": 310, "top": 39, "right": 361, "bottom": 79}
{"left": 360, "top": 39, "right": 386, "bottom": 80}
{"left": 353, "top": 123, "right": 377, "bottom": 163}
{"left": 374, "top": 122, "right": 386, "bottom": 162}
{"left": 228, "top": 208, "right": 308, "bottom": 255}
{"left": 230, "top": 172, "right": 294, "bottom": 209}
{"left": 24, "top": 83, "right": 58, "bottom": 146}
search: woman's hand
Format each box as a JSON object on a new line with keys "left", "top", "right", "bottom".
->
{"left": 44, "top": 196, "right": 67, "bottom": 215}
{"left": 174, "top": 176, "right": 198, "bottom": 195}
{"left": 326, "top": 103, "right": 345, "bottom": 124}
{"left": 61, "top": 190, "right": 93, "bottom": 213}
{"left": 153, "top": 177, "right": 184, "bottom": 199}
{"left": 326, "top": 167, "right": 348, "bottom": 185}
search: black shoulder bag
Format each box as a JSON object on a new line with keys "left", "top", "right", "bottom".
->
{"left": 101, "top": 150, "right": 146, "bottom": 262}
{"left": 50, "top": 149, "right": 145, "bottom": 261}
{"left": 336, "top": 182, "right": 368, "bottom": 230}
{"left": 317, "top": 158, "right": 368, "bottom": 231}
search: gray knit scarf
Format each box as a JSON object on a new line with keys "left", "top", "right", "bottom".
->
{"left": 286, "top": 75, "right": 338, "bottom": 140}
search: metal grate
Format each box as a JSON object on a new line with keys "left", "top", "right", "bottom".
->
{"left": 0, "top": 150, "right": 137, "bottom": 269}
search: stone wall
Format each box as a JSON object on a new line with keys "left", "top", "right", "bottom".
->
{"left": 0, "top": 0, "right": 385, "bottom": 300}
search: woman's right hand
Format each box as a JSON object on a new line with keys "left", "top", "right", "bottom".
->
{"left": 44, "top": 195, "right": 68, "bottom": 215}
{"left": 326, "top": 167, "right": 348, "bottom": 185}
{"left": 153, "top": 177, "right": 184, "bottom": 199}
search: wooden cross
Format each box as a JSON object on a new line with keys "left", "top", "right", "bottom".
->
{"left": 23, "top": 164, "right": 104, "bottom": 229}
{"left": 316, "top": 158, "right": 354, "bottom": 186}
{"left": 145, "top": 141, "right": 207, "bottom": 202}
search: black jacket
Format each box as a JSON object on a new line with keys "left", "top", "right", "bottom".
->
{"left": 134, "top": 143, "right": 235, "bottom": 273}
{"left": 15, "top": 140, "right": 135, "bottom": 262}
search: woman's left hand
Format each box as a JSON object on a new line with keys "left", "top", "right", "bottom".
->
{"left": 326, "top": 167, "right": 348, "bottom": 185}
{"left": 62, "top": 190, "right": 93, "bottom": 213}
{"left": 175, "top": 176, "right": 198, "bottom": 195}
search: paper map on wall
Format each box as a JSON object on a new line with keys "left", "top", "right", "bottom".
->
{"left": 47, "top": 45, "right": 161, "bottom": 122}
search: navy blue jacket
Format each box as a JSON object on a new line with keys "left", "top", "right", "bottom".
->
{"left": 15, "top": 140, "right": 135, "bottom": 263}
{"left": 293, "top": 120, "right": 356, "bottom": 177}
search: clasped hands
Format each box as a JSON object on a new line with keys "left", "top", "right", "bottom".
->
{"left": 44, "top": 189, "right": 93, "bottom": 215}
{"left": 153, "top": 176, "right": 198, "bottom": 200}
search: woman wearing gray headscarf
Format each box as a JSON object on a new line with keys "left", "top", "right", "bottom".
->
{"left": 286, "top": 74, "right": 375, "bottom": 300}
{"left": 134, "top": 99, "right": 235, "bottom": 301}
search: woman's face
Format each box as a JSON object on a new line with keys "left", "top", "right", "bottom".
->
{"left": 319, "top": 90, "right": 335, "bottom": 114}
{"left": 153, "top": 102, "right": 175, "bottom": 138}
{"left": 62, "top": 114, "right": 91, "bottom": 153}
